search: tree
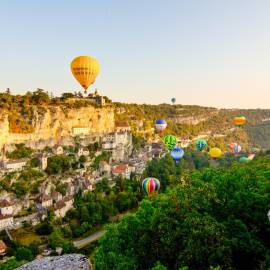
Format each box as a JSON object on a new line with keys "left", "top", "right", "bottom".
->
{"left": 35, "top": 221, "right": 54, "bottom": 235}
{"left": 7, "top": 144, "right": 33, "bottom": 160}
{"left": 79, "top": 155, "right": 87, "bottom": 163}
{"left": 29, "top": 157, "right": 41, "bottom": 168}
{"left": 31, "top": 89, "right": 50, "bottom": 105}
{"left": 94, "top": 157, "right": 270, "bottom": 270}
{"left": 15, "top": 247, "right": 33, "bottom": 261}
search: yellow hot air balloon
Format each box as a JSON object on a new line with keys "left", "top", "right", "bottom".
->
{"left": 70, "top": 56, "right": 100, "bottom": 93}
{"left": 209, "top": 147, "right": 222, "bottom": 159}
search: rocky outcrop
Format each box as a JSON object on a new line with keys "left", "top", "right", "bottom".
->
{"left": 0, "top": 106, "right": 115, "bottom": 149}
{"left": 16, "top": 254, "right": 91, "bottom": 270}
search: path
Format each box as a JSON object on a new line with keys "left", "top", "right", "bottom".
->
{"left": 73, "top": 230, "right": 105, "bottom": 249}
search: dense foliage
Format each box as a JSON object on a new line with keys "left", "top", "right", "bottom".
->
{"left": 94, "top": 157, "right": 270, "bottom": 270}
{"left": 7, "top": 144, "right": 33, "bottom": 160}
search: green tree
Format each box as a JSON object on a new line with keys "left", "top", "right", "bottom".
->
{"left": 15, "top": 247, "right": 33, "bottom": 261}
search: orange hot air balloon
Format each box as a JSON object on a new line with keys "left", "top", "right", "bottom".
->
{"left": 70, "top": 56, "right": 100, "bottom": 93}
{"left": 233, "top": 115, "right": 246, "bottom": 126}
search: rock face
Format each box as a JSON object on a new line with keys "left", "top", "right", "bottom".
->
{"left": 16, "top": 254, "right": 92, "bottom": 270}
{"left": 0, "top": 106, "right": 115, "bottom": 149}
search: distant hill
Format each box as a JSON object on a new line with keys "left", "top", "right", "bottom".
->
{"left": 114, "top": 102, "right": 270, "bottom": 150}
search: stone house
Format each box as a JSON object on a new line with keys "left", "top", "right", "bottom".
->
{"left": 51, "top": 191, "right": 63, "bottom": 203}
{"left": 115, "top": 122, "right": 131, "bottom": 132}
{"left": 3, "top": 159, "right": 27, "bottom": 171}
{"left": 0, "top": 214, "right": 13, "bottom": 230}
{"left": 99, "top": 161, "right": 111, "bottom": 176}
{"left": 0, "top": 199, "right": 13, "bottom": 216}
{"left": 72, "top": 126, "right": 90, "bottom": 136}
{"left": 38, "top": 194, "right": 53, "bottom": 208}
{"left": 77, "top": 147, "right": 90, "bottom": 157}
{"left": 36, "top": 153, "right": 48, "bottom": 170}
{"left": 81, "top": 180, "right": 94, "bottom": 195}
{"left": 52, "top": 145, "right": 64, "bottom": 155}
{"left": 53, "top": 196, "right": 74, "bottom": 218}
{"left": 112, "top": 164, "right": 132, "bottom": 179}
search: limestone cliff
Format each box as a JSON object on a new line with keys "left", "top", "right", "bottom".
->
{"left": 0, "top": 106, "right": 114, "bottom": 149}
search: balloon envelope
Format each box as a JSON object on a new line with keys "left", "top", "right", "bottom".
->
{"left": 195, "top": 139, "right": 207, "bottom": 152}
{"left": 171, "top": 147, "right": 184, "bottom": 161}
{"left": 229, "top": 143, "right": 237, "bottom": 150}
{"left": 155, "top": 119, "right": 167, "bottom": 131}
{"left": 233, "top": 144, "right": 241, "bottom": 154}
{"left": 209, "top": 147, "right": 222, "bottom": 158}
{"left": 71, "top": 56, "right": 100, "bottom": 92}
{"left": 233, "top": 115, "right": 246, "bottom": 126}
{"left": 239, "top": 156, "right": 250, "bottom": 163}
{"left": 164, "top": 135, "right": 177, "bottom": 151}
{"left": 171, "top": 98, "right": 176, "bottom": 104}
{"left": 142, "top": 178, "right": 160, "bottom": 196}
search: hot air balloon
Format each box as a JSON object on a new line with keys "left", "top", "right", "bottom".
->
{"left": 239, "top": 156, "right": 250, "bottom": 163}
{"left": 155, "top": 119, "right": 167, "bottom": 131}
{"left": 171, "top": 147, "right": 184, "bottom": 162}
{"left": 171, "top": 98, "right": 176, "bottom": 105}
{"left": 209, "top": 147, "right": 222, "bottom": 159}
{"left": 233, "top": 144, "right": 241, "bottom": 154}
{"left": 164, "top": 135, "right": 177, "bottom": 151}
{"left": 195, "top": 139, "right": 207, "bottom": 152}
{"left": 233, "top": 115, "right": 246, "bottom": 126}
{"left": 142, "top": 177, "right": 160, "bottom": 196}
{"left": 229, "top": 143, "right": 237, "bottom": 150}
{"left": 70, "top": 56, "right": 100, "bottom": 93}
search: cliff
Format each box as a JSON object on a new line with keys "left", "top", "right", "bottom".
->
{"left": 0, "top": 106, "right": 115, "bottom": 149}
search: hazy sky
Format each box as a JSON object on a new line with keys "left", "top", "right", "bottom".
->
{"left": 1, "top": 0, "right": 270, "bottom": 108}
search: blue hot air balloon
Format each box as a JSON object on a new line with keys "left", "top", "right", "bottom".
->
{"left": 155, "top": 119, "right": 167, "bottom": 131}
{"left": 171, "top": 147, "right": 184, "bottom": 162}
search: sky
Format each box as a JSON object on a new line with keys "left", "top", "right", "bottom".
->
{"left": 1, "top": 0, "right": 270, "bottom": 108}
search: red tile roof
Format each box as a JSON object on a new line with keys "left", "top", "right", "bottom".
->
{"left": 112, "top": 164, "right": 128, "bottom": 174}
{"left": 0, "top": 199, "right": 12, "bottom": 208}
{"left": 115, "top": 121, "right": 130, "bottom": 128}
{"left": 54, "top": 201, "right": 66, "bottom": 210}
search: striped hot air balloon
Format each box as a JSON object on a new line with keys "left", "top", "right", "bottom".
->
{"left": 233, "top": 115, "right": 246, "bottom": 126}
{"left": 164, "top": 135, "right": 177, "bottom": 151}
{"left": 155, "top": 119, "right": 167, "bottom": 131}
{"left": 229, "top": 143, "right": 238, "bottom": 150}
{"left": 142, "top": 178, "right": 160, "bottom": 196}
{"left": 233, "top": 144, "right": 242, "bottom": 154}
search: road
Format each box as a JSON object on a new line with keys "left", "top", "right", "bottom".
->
{"left": 73, "top": 230, "right": 105, "bottom": 249}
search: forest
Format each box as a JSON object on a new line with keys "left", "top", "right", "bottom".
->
{"left": 94, "top": 155, "right": 270, "bottom": 270}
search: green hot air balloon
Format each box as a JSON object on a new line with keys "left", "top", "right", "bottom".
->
{"left": 164, "top": 135, "right": 177, "bottom": 151}
{"left": 195, "top": 139, "right": 207, "bottom": 152}
{"left": 239, "top": 156, "right": 250, "bottom": 163}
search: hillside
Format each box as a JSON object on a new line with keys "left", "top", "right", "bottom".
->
{"left": 1, "top": 90, "right": 270, "bottom": 150}
{"left": 114, "top": 102, "right": 270, "bottom": 150}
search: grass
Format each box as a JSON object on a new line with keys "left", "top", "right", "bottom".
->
{"left": 10, "top": 227, "right": 47, "bottom": 246}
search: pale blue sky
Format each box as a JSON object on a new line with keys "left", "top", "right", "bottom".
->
{"left": 1, "top": 0, "right": 270, "bottom": 108}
